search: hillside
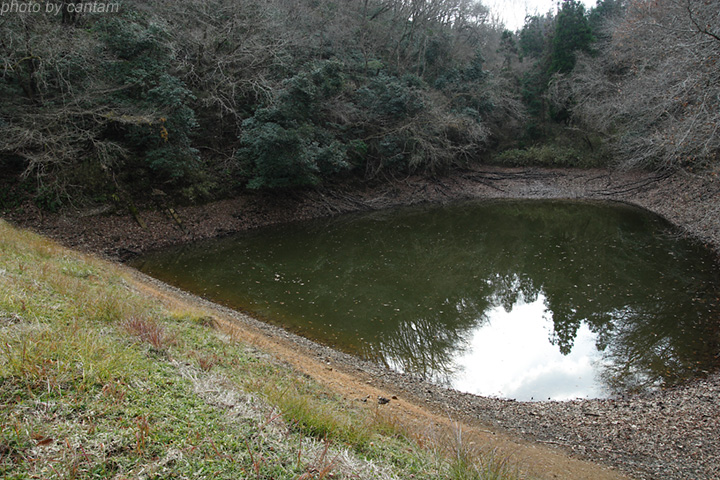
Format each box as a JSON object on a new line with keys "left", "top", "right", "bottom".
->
{"left": 1, "top": 0, "right": 718, "bottom": 210}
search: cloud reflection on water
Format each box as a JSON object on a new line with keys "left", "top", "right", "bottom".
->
{"left": 450, "top": 295, "right": 606, "bottom": 401}
{"left": 132, "top": 200, "right": 720, "bottom": 401}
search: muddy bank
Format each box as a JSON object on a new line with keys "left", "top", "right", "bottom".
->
{"left": 5, "top": 166, "right": 720, "bottom": 479}
{"left": 6, "top": 167, "right": 720, "bottom": 261}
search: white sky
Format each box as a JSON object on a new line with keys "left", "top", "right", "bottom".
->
{"left": 487, "top": 0, "right": 598, "bottom": 31}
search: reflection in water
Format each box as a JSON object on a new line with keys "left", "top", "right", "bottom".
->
{"left": 131, "top": 200, "right": 720, "bottom": 400}
{"left": 450, "top": 295, "right": 606, "bottom": 400}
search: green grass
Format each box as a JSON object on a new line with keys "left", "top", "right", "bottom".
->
{"left": 492, "top": 144, "right": 607, "bottom": 169}
{"left": 0, "top": 219, "right": 530, "bottom": 479}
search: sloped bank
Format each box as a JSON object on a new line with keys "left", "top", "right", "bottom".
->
{"left": 6, "top": 166, "right": 720, "bottom": 480}
{"left": 6, "top": 167, "right": 720, "bottom": 262}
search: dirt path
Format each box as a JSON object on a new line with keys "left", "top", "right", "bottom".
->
{"left": 5, "top": 166, "right": 720, "bottom": 479}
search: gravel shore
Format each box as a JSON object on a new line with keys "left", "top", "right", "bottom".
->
{"left": 6, "top": 166, "right": 720, "bottom": 480}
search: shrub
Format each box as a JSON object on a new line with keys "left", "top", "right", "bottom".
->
{"left": 235, "top": 61, "right": 351, "bottom": 189}
{"left": 96, "top": 16, "right": 200, "bottom": 183}
{"left": 355, "top": 73, "right": 425, "bottom": 121}
{"left": 492, "top": 145, "right": 603, "bottom": 168}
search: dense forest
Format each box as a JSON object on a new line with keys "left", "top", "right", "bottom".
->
{"left": 1, "top": 0, "right": 718, "bottom": 209}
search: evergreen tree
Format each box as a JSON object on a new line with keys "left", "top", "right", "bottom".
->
{"left": 519, "top": 15, "right": 550, "bottom": 60}
{"left": 550, "top": 0, "right": 594, "bottom": 75}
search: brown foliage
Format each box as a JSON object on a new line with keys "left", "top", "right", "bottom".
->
{"left": 555, "top": 0, "right": 720, "bottom": 171}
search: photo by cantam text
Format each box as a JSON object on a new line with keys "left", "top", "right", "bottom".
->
{"left": 0, "top": 0, "right": 119, "bottom": 15}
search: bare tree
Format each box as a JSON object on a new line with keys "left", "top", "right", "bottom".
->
{"left": 556, "top": 0, "right": 720, "bottom": 171}
{"left": 0, "top": 12, "right": 127, "bottom": 198}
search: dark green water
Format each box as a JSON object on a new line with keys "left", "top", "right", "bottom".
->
{"left": 131, "top": 200, "right": 720, "bottom": 400}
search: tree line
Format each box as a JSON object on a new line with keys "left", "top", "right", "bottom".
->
{"left": 0, "top": 0, "right": 718, "bottom": 209}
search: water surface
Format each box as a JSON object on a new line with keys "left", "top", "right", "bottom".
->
{"left": 131, "top": 200, "right": 720, "bottom": 400}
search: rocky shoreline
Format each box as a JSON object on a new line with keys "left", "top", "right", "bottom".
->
{"left": 5, "top": 166, "right": 720, "bottom": 479}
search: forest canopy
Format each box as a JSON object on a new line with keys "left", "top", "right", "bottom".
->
{"left": 0, "top": 0, "right": 718, "bottom": 208}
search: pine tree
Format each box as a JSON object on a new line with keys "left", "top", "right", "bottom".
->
{"left": 550, "top": 0, "right": 594, "bottom": 75}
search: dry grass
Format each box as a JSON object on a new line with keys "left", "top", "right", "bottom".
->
{"left": 121, "top": 316, "right": 175, "bottom": 350}
{"left": 192, "top": 351, "right": 221, "bottom": 371}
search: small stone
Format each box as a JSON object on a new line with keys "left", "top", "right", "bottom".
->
{"left": 378, "top": 396, "right": 390, "bottom": 405}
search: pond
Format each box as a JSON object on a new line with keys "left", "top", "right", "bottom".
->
{"left": 130, "top": 200, "right": 720, "bottom": 401}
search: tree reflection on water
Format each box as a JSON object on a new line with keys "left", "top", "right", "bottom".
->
{"left": 132, "top": 200, "right": 720, "bottom": 398}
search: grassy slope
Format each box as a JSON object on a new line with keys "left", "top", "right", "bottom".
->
{"left": 0, "top": 219, "right": 525, "bottom": 480}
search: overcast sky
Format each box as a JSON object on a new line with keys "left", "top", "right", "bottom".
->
{"left": 487, "top": 0, "right": 598, "bottom": 31}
